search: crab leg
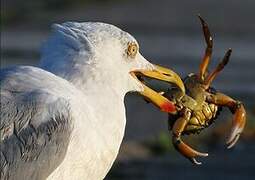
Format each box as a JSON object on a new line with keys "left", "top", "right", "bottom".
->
{"left": 198, "top": 15, "right": 213, "bottom": 81}
{"left": 206, "top": 92, "right": 246, "bottom": 148}
{"left": 204, "top": 49, "right": 232, "bottom": 89}
{"left": 172, "top": 108, "right": 208, "bottom": 165}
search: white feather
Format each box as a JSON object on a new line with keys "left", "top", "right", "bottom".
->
{"left": 6, "top": 22, "right": 155, "bottom": 180}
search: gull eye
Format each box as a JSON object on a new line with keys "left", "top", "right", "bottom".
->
{"left": 127, "top": 42, "right": 138, "bottom": 58}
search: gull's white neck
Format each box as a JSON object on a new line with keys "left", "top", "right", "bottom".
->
{"left": 39, "top": 22, "right": 142, "bottom": 179}
{"left": 44, "top": 61, "right": 127, "bottom": 180}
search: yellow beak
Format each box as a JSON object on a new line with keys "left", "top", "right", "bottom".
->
{"left": 130, "top": 64, "right": 185, "bottom": 114}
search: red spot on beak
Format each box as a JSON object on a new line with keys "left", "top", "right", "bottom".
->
{"left": 161, "top": 102, "right": 176, "bottom": 113}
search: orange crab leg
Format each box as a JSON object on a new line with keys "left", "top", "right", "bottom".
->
{"left": 206, "top": 92, "right": 246, "bottom": 148}
{"left": 172, "top": 108, "right": 208, "bottom": 165}
{"left": 204, "top": 49, "right": 232, "bottom": 89}
{"left": 198, "top": 15, "right": 213, "bottom": 81}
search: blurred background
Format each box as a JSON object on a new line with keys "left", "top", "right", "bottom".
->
{"left": 1, "top": 0, "right": 255, "bottom": 179}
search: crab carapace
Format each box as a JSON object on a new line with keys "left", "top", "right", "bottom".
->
{"left": 164, "top": 16, "right": 246, "bottom": 165}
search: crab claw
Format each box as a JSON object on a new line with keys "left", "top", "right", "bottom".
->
{"left": 173, "top": 136, "right": 208, "bottom": 165}
{"left": 226, "top": 103, "right": 246, "bottom": 149}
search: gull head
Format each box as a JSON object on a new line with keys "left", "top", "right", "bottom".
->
{"left": 40, "top": 22, "right": 185, "bottom": 113}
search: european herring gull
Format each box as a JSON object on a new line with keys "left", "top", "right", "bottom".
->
{"left": 0, "top": 22, "right": 185, "bottom": 180}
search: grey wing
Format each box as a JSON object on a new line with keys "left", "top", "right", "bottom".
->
{"left": 0, "top": 90, "right": 74, "bottom": 180}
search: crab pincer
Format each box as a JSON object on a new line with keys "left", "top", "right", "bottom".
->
{"left": 206, "top": 93, "right": 246, "bottom": 149}
{"left": 171, "top": 108, "right": 208, "bottom": 165}
{"left": 173, "top": 137, "right": 208, "bottom": 165}
{"left": 226, "top": 102, "right": 246, "bottom": 149}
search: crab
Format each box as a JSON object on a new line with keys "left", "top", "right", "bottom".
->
{"left": 163, "top": 16, "right": 246, "bottom": 165}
